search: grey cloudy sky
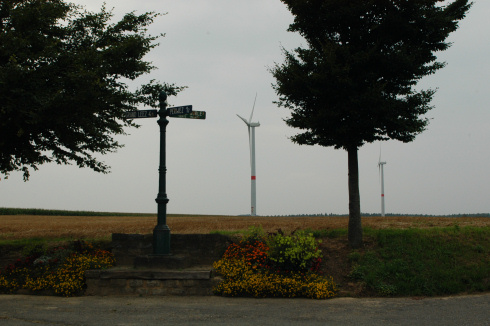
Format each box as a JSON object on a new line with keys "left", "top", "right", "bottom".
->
{"left": 1, "top": 0, "right": 489, "bottom": 216}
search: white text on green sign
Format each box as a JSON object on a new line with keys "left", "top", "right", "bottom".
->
{"left": 122, "top": 109, "right": 158, "bottom": 119}
{"left": 172, "top": 111, "right": 206, "bottom": 119}
{"left": 167, "top": 105, "right": 192, "bottom": 116}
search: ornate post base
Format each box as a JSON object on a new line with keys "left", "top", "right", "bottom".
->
{"left": 153, "top": 224, "right": 171, "bottom": 255}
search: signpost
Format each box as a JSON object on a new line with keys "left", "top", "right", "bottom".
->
{"left": 121, "top": 93, "right": 206, "bottom": 255}
{"left": 153, "top": 92, "right": 171, "bottom": 255}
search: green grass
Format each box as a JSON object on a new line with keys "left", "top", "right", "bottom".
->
{"left": 210, "top": 230, "right": 246, "bottom": 236}
{"left": 304, "top": 228, "right": 348, "bottom": 238}
{"left": 348, "top": 226, "right": 490, "bottom": 296}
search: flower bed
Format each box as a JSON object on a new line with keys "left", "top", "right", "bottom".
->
{"left": 0, "top": 241, "right": 114, "bottom": 296}
{"left": 213, "top": 228, "right": 337, "bottom": 299}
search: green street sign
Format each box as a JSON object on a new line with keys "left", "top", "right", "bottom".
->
{"left": 122, "top": 109, "right": 157, "bottom": 119}
{"left": 171, "top": 110, "right": 206, "bottom": 120}
{"left": 167, "top": 105, "right": 192, "bottom": 116}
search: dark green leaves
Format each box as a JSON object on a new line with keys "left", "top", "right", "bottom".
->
{"left": 0, "top": 0, "right": 184, "bottom": 180}
{"left": 272, "top": 0, "right": 472, "bottom": 150}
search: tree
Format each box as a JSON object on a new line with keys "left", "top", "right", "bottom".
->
{"left": 0, "top": 0, "right": 184, "bottom": 180}
{"left": 271, "top": 0, "right": 472, "bottom": 248}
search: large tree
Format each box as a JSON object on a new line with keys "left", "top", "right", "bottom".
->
{"left": 271, "top": 0, "right": 472, "bottom": 248}
{"left": 0, "top": 0, "right": 184, "bottom": 180}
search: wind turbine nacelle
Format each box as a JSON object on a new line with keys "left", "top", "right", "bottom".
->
{"left": 237, "top": 114, "right": 260, "bottom": 127}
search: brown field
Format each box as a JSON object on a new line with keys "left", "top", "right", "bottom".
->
{"left": 1, "top": 214, "right": 489, "bottom": 240}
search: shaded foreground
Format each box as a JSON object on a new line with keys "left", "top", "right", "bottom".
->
{"left": 1, "top": 214, "right": 489, "bottom": 240}
{"left": 1, "top": 293, "right": 489, "bottom": 326}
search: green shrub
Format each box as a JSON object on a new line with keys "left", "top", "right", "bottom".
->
{"left": 267, "top": 230, "right": 322, "bottom": 274}
{"left": 242, "top": 225, "right": 267, "bottom": 244}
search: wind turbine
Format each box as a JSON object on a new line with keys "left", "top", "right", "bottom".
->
{"left": 378, "top": 152, "right": 387, "bottom": 217}
{"left": 237, "top": 94, "right": 260, "bottom": 216}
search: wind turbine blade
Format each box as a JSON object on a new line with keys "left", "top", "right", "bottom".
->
{"left": 237, "top": 114, "right": 249, "bottom": 125}
{"left": 249, "top": 93, "right": 257, "bottom": 122}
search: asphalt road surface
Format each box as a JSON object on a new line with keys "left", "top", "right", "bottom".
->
{"left": 0, "top": 293, "right": 489, "bottom": 326}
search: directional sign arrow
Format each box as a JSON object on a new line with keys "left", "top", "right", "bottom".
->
{"left": 122, "top": 109, "right": 158, "bottom": 119}
{"left": 171, "top": 110, "right": 206, "bottom": 120}
{"left": 166, "top": 105, "right": 192, "bottom": 116}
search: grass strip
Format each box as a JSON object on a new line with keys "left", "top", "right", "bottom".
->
{"left": 349, "top": 226, "right": 490, "bottom": 296}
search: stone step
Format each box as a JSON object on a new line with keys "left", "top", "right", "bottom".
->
{"left": 133, "top": 254, "right": 191, "bottom": 269}
{"left": 84, "top": 233, "right": 233, "bottom": 296}
{"left": 85, "top": 267, "right": 220, "bottom": 296}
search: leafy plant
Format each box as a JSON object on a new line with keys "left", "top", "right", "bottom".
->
{"left": 267, "top": 230, "right": 322, "bottom": 274}
{"left": 242, "top": 225, "right": 267, "bottom": 244}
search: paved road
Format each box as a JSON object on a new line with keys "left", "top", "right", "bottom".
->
{"left": 0, "top": 293, "right": 489, "bottom": 325}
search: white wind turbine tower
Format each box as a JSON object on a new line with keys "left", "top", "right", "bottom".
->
{"left": 378, "top": 152, "right": 387, "bottom": 217}
{"left": 237, "top": 94, "right": 260, "bottom": 216}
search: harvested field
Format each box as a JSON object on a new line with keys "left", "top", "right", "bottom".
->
{"left": 1, "top": 214, "right": 489, "bottom": 240}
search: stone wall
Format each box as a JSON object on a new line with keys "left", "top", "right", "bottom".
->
{"left": 85, "top": 233, "right": 234, "bottom": 296}
{"left": 111, "top": 233, "right": 234, "bottom": 267}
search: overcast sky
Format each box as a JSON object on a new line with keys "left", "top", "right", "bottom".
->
{"left": 1, "top": 0, "right": 489, "bottom": 216}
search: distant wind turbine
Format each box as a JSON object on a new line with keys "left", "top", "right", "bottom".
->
{"left": 378, "top": 151, "right": 387, "bottom": 217}
{"left": 237, "top": 94, "right": 260, "bottom": 216}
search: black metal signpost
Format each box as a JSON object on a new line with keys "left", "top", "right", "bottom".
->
{"left": 153, "top": 91, "right": 171, "bottom": 255}
{"left": 123, "top": 91, "right": 205, "bottom": 255}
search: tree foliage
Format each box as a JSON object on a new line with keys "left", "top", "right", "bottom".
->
{"left": 271, "top": 0, "right": 472, "bottom": 247}
{"left": 0, "top": 0, "right": 184, "bottom": 180}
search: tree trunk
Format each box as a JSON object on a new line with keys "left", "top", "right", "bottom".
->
{"left": 347, "top": 146, "right": 363, "bottom": 248}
